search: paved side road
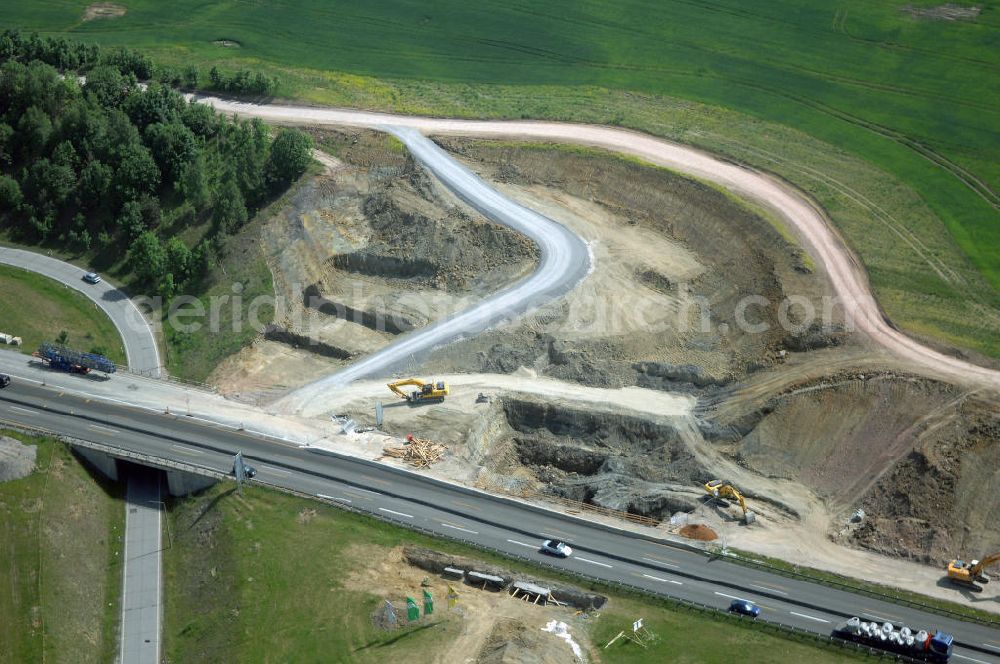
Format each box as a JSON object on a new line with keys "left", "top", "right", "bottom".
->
{"left": 120, "top": 468, "right": 162, "bottom": 664}
{"left": 275, "top": 126, "right": 592, "bottom": 412}
{"left": 0, "top": 247, "right": 161, "bottom": 376}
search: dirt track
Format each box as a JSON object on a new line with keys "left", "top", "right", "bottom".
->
{"left": 191, "top": 94, "right": 1000, "bottom": 391}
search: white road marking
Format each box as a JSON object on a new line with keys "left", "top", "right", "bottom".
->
{"left": 714, "top": 592, "right": 746, "bottom": 601}
{"left": 317, "top": 493, "right": 351, "bottom": 503}
{"left": 507, "top": 539, "right": 537, "bottom": 549}
{"left": 642, "top": 573, "right": 682, "bottom": 585}
{"left": 953, "top": 655, "right": 990, "bottom": 664}
{"left": 170, "top": 444, "right": 202, "bottom": 456}
{"left": 378, "top": 507, "right": 413, "bottom": 519}
{"left": 440, "top": 522, "right": 479, "bottom": 535}
{"left": 642, "top": 556, "right": 679, "bottom": 568}
{"left": 981, "top": 643, "right": 1000, "bottom": 652}
{"left": 8, "top": 405, "right": 38, "bottom": 414}
{"left": 862, "top": 612, "right": 891, "bottom": 623}
{"left": 790, "top": 611, "right": 829, "bottom": 623}
{"left": 261, "top": 465, "right": 289, "bottom": 476}
{"left": 88, "top": 423, "right": 118, "bottom": 434}
{"left": 350, "top": 487, "right": 382, "bottom": 496}
{"left": 575, "top": 556, "right": 613, "bottom": 568}
{"left": 751, "top": 584, "right": 788, "bottom": 596}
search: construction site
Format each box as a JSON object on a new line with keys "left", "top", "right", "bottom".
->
{"left": 198, "top": 128, "right": 1000, "bottom": 617}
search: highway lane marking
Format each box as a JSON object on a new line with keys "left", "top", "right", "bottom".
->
{"left": 789, "top": 611, "right": 829, "bottom": 624}
{"left": 361, "top": 474, "right": 391, "bottom": 487}
{"left": 862, "top": 609, "right": 901, "bottom": 623}
{"left": 260, "top": 465, "right": 289, "bottom": 476}
{"left": 750, "top": 583, "right": 788, "bottom": 596}
{"left": 953, "top": 655, "right": 990, "bottom": 664}
{"left": 171, "top": 444, "right": 203, "bottom": 456}
{"left": 342, "top": 490, "right": 373, "bottom": 501}
{"left": 349, "top": 487, "right": 381, "bottom": 496}
{"left": 714, "top": 592, "right": 746, "bottom": 601}
{"left": 8, "top": 405, "right": 39, "bottom": 414}
{"left": 378, "top": 507, "right": 413, "bottom": 519}
{"left": 641, "top": 556, "right": 679, "bottom": 568}
{"left": 982, "top": 643, "right": 1000, "bottom": 652}
{"left": 540, "top": 530, "right": 573, "bottom": 540}
{"left": 440, "top": 522, "right": 479, "bottom": 535}
{"left": 575, "top": 556, "right": 613, "bottom": 569}
{"left": 451, "top": 499, "right": 481, "bottom": 512}
{"left": 317, "top": 493, "right": 351, "bottom": 503}
{"left": 88, "top": 423, "right": 119, "bottom": 434}
{"left": 507, "top": 539, "right": 537, "bottom": 549}
{"left": 636, "top": 572, "right": 682, "bottom": 586}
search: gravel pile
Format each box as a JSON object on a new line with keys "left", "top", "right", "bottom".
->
{"left": 0, "top": 436, "right": 37, "bottom": 482}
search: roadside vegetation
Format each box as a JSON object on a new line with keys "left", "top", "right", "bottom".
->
{"left": 0, "top": 430, "right": 123, "bottom": 664}
{"left": 0, "top": 263, "right": 125, "bottom": 363}
{"left": 1, "top": 2, "right": 996, "bottom": 359}
{"left": 0, "top": 30, "right": 314, "bottom": 377}
{"left": 164, "top": 482, "right": 865, "bottom": 663}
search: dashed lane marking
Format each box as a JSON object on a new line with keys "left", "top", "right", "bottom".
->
{"left": 378, "top": 507, "right": 413, "bottom": 519}
{"left": 863, "top": 609, "right": 901, "bottom": 623}
{"left": 171, "top": 444, "right": 203, "bottom": 456}
{"left": 317, "top": 494, "right": 351, "bottom": 503}
{"left": 982, "top": 643, "right": 1000, "bottom": 652}
{"left": 636, "top": 572, "right": 682, "bottom": 585}
{"left": 714, "top": 592, "right": 745, "bottom": 601}
{"left": 88, "top": 423, "right": 119, "bottom": 434}
{"left": 641, "top": 556, "right": 679, "bottom": 568}
{"left": 507, "top": 539, "right": 537, "bottom": 549}
{"left": 751, "top": 583, "right": 788, "bottom": 596}
{"left": 451, "top": 499, "right": 481, "bottom": 512}
{"left": 790, "top": 611, "right": 829, "bottom": 623}
{"left": 261, "top": 465, "right": 289, "bottom": 476}
{"left": 8, "top": 405, "right": 39, "bottom": 414}
{"left": 953, "top": 655, "right": 990, "bottom": 664}
{"left": 575, "top": 556, "right": 613, "bottom": 569}
{"left": 343, "top": 490, "right": 373, "bottom": 501}
{"left": 350, "top": 487, "right": 381, "bottom": 496}
{"left": 440, "top": 522, "right": 479, "bottom": 535}
{"left": 361, "top": 474, "right": 391, "bottom": 487}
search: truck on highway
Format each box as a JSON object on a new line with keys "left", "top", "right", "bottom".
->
{"left": 32, "top": 343, "right": 116, "bottom": 375}
{"left": 832, "top": 617, "right": 953, "bottom": 663}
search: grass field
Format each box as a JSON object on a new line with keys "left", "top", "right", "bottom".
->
{"left": 0, "top": 264, "right": 126, "bottom": 363}
{"left": 163, "top": 482, "right": 866, "bottom": 663}
{"left": 0, "top": 431, "right": 124, "bottom": 664}
{"left": 3, "top": 0, "right": 998, "bottom": 359}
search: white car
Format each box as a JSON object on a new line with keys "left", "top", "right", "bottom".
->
{"left": 83, "top": 272, "right": 102, "bottom": 284}
{"left": 540, "top": 539, "right": 573, "bottom": 558}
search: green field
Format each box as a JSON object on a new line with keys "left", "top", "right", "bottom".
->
{"left": 0, "top": 431, "right": 123, "bottom": 664}
{"left": 164, "top": 482, "right": 865, "bottom": 662}
{"left": 4, "top": 1, "right": 998, "bottom": 357}
{"left": 0, "top": 263, "right": 126, "bottom": 363}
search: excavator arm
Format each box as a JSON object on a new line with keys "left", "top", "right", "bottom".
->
{"left": 387, "top": 378, "right": 449, "bottom": 403}
{"left": 971, "top": 552, "right": 1000, "bottom": 578}
{"left": 946, "top": 551, "right": 1000, "bottom": 589}
{"left": 703, "top": 480, "right": 756, "bottom": 524}
{"left": 388, "top": 378, "right": 428, "bottom": 399}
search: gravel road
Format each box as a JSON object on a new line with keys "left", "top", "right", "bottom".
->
{"left": 192, "top": 94, "right": 1000, "bottom": 392}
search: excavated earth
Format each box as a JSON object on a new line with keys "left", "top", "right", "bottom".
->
{"left": 216, "top": 134, "right": 998, "bottom": 579}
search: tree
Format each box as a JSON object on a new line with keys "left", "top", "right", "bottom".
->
{"left": 0, "top": 175, "right": 21, "bottom": 210}
{"left": 177, "top": 156, "right": 211, "bottom": 210}
{"left": 79, "top": 159, "right": 112, "bottom": 209}
{"left": 165, "top": 237, "right": 191, "bottom": 282}
{"left": 182, "top": 65, "right": 198, "bottom": 90}
{"left": 17, "top": 105, "right": 52, "bottom": 158}
{"left": 128, "top": 231, "right": 166, "bottom": 285}
{"left": 212, "top": 176, "right": 247, "bottom": 233}
{"left": 117, "top": 200, "right": 145, "bottom": 239}
{"left": 56, "top": 330, "right": 69, "bottom": 345}
{"left": 84, "top": 65, "right": 131, "bottom": 108}
{"left": 0, "top": 123, "right": 13, "bottom": 166}
{"left": 114, "top": 143, "right": 160, "bottom": 203}
{"left": 23, "top": 158, "right": 76, "bottom": 212}
{"left": 144, "top": 121, "right": 197, "bottom": 184}
{"left": 266, "top": 128, "right": 313, "bottom": 191}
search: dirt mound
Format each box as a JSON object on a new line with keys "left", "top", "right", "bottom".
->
{"left": 478, "top": 618, "right": 580, "bottom": 664}
{"left": 679, "top": 524, "right": 718, "bottom": 541}
{"left": 83, "top": 3, "right": 125, "bottom": 20}
{"left": 0, "top": 436, "right": 36, "bottom": 482}
{"left": 902, "top": 3, "right": 980, "bottom": 21}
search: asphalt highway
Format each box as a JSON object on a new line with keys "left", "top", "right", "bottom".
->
{"left": 277, "top": 126, "right": 592, "bottom": 411}
{"left": 2, "top": 381, "right": 997, "bottom": 663}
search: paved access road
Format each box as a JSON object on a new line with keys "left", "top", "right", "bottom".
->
{"left": 120, "top": 469, "right": 162, "bottom": 664}
{"left": 192, "top": 94, "right": 1000, "bottom": 393}
{"left": 0, "top": 247, "right": 161, "bottom": 376}
{"left": 275, "top": 127, "right": 591, "bottom": 411}
{"left": 2, "top": 381, "right": 997, "bottom": 663}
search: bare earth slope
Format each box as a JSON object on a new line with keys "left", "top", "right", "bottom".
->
{"left": 190, "top": 94, "right": 1000, "bottom": 391}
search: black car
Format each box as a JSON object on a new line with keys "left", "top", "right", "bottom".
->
{"left": 0, "top": 374, "right": 10, "bottom": 388}
{"left": 728, "top": 599, "right": 761, "bottom": 618}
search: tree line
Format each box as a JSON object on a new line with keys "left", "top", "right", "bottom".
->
{"left": 0, "top": 30, "right": 312, "bottom": 297}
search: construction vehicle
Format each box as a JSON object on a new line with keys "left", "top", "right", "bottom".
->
{"left": 703, "top": 479, "right": 756, "bottom": 524}
{"left": 832, "top": 617, "right": 953, "bottom": 663}
{"left": 33, "top": 343, "right": 116, "bottom": 375}
{"left": 945, "top": 552, "right": 1000, "bottom": 591}
{"left": 387, "top": 378, "right": 448, "bottom": 404}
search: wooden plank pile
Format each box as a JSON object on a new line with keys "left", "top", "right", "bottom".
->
{"left": 382, "top": 434, "right": 446, "bottom": 467}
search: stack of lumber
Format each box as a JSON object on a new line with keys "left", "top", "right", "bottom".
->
{"left": 383, "top": 434, "right": 446, "bottom": 467}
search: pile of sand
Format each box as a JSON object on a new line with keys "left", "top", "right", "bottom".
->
{"left": 0, "top": 436, "right": 36, "bottom": 482}
{"left": 679, "top": 524, "right": 718, "bottom": 541}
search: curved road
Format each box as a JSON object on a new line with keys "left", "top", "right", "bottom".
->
{"left": 275, "top": 126, "right": 591, "bottom": 411}
{"left": 0, "top": 247, "right": 161, "bottom": 376}
{"left": 194, "top": 94, "right": 1000, "bottom": 392}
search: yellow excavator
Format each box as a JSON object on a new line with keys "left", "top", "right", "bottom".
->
{"left": 946, "top": 552, "right": 1000, "bottom": 591}
{"left": 387, "top": 378, "right": 449, "bottom": 404}
{"left": 704, "top": 479, "right": 756, "bottom": 524}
